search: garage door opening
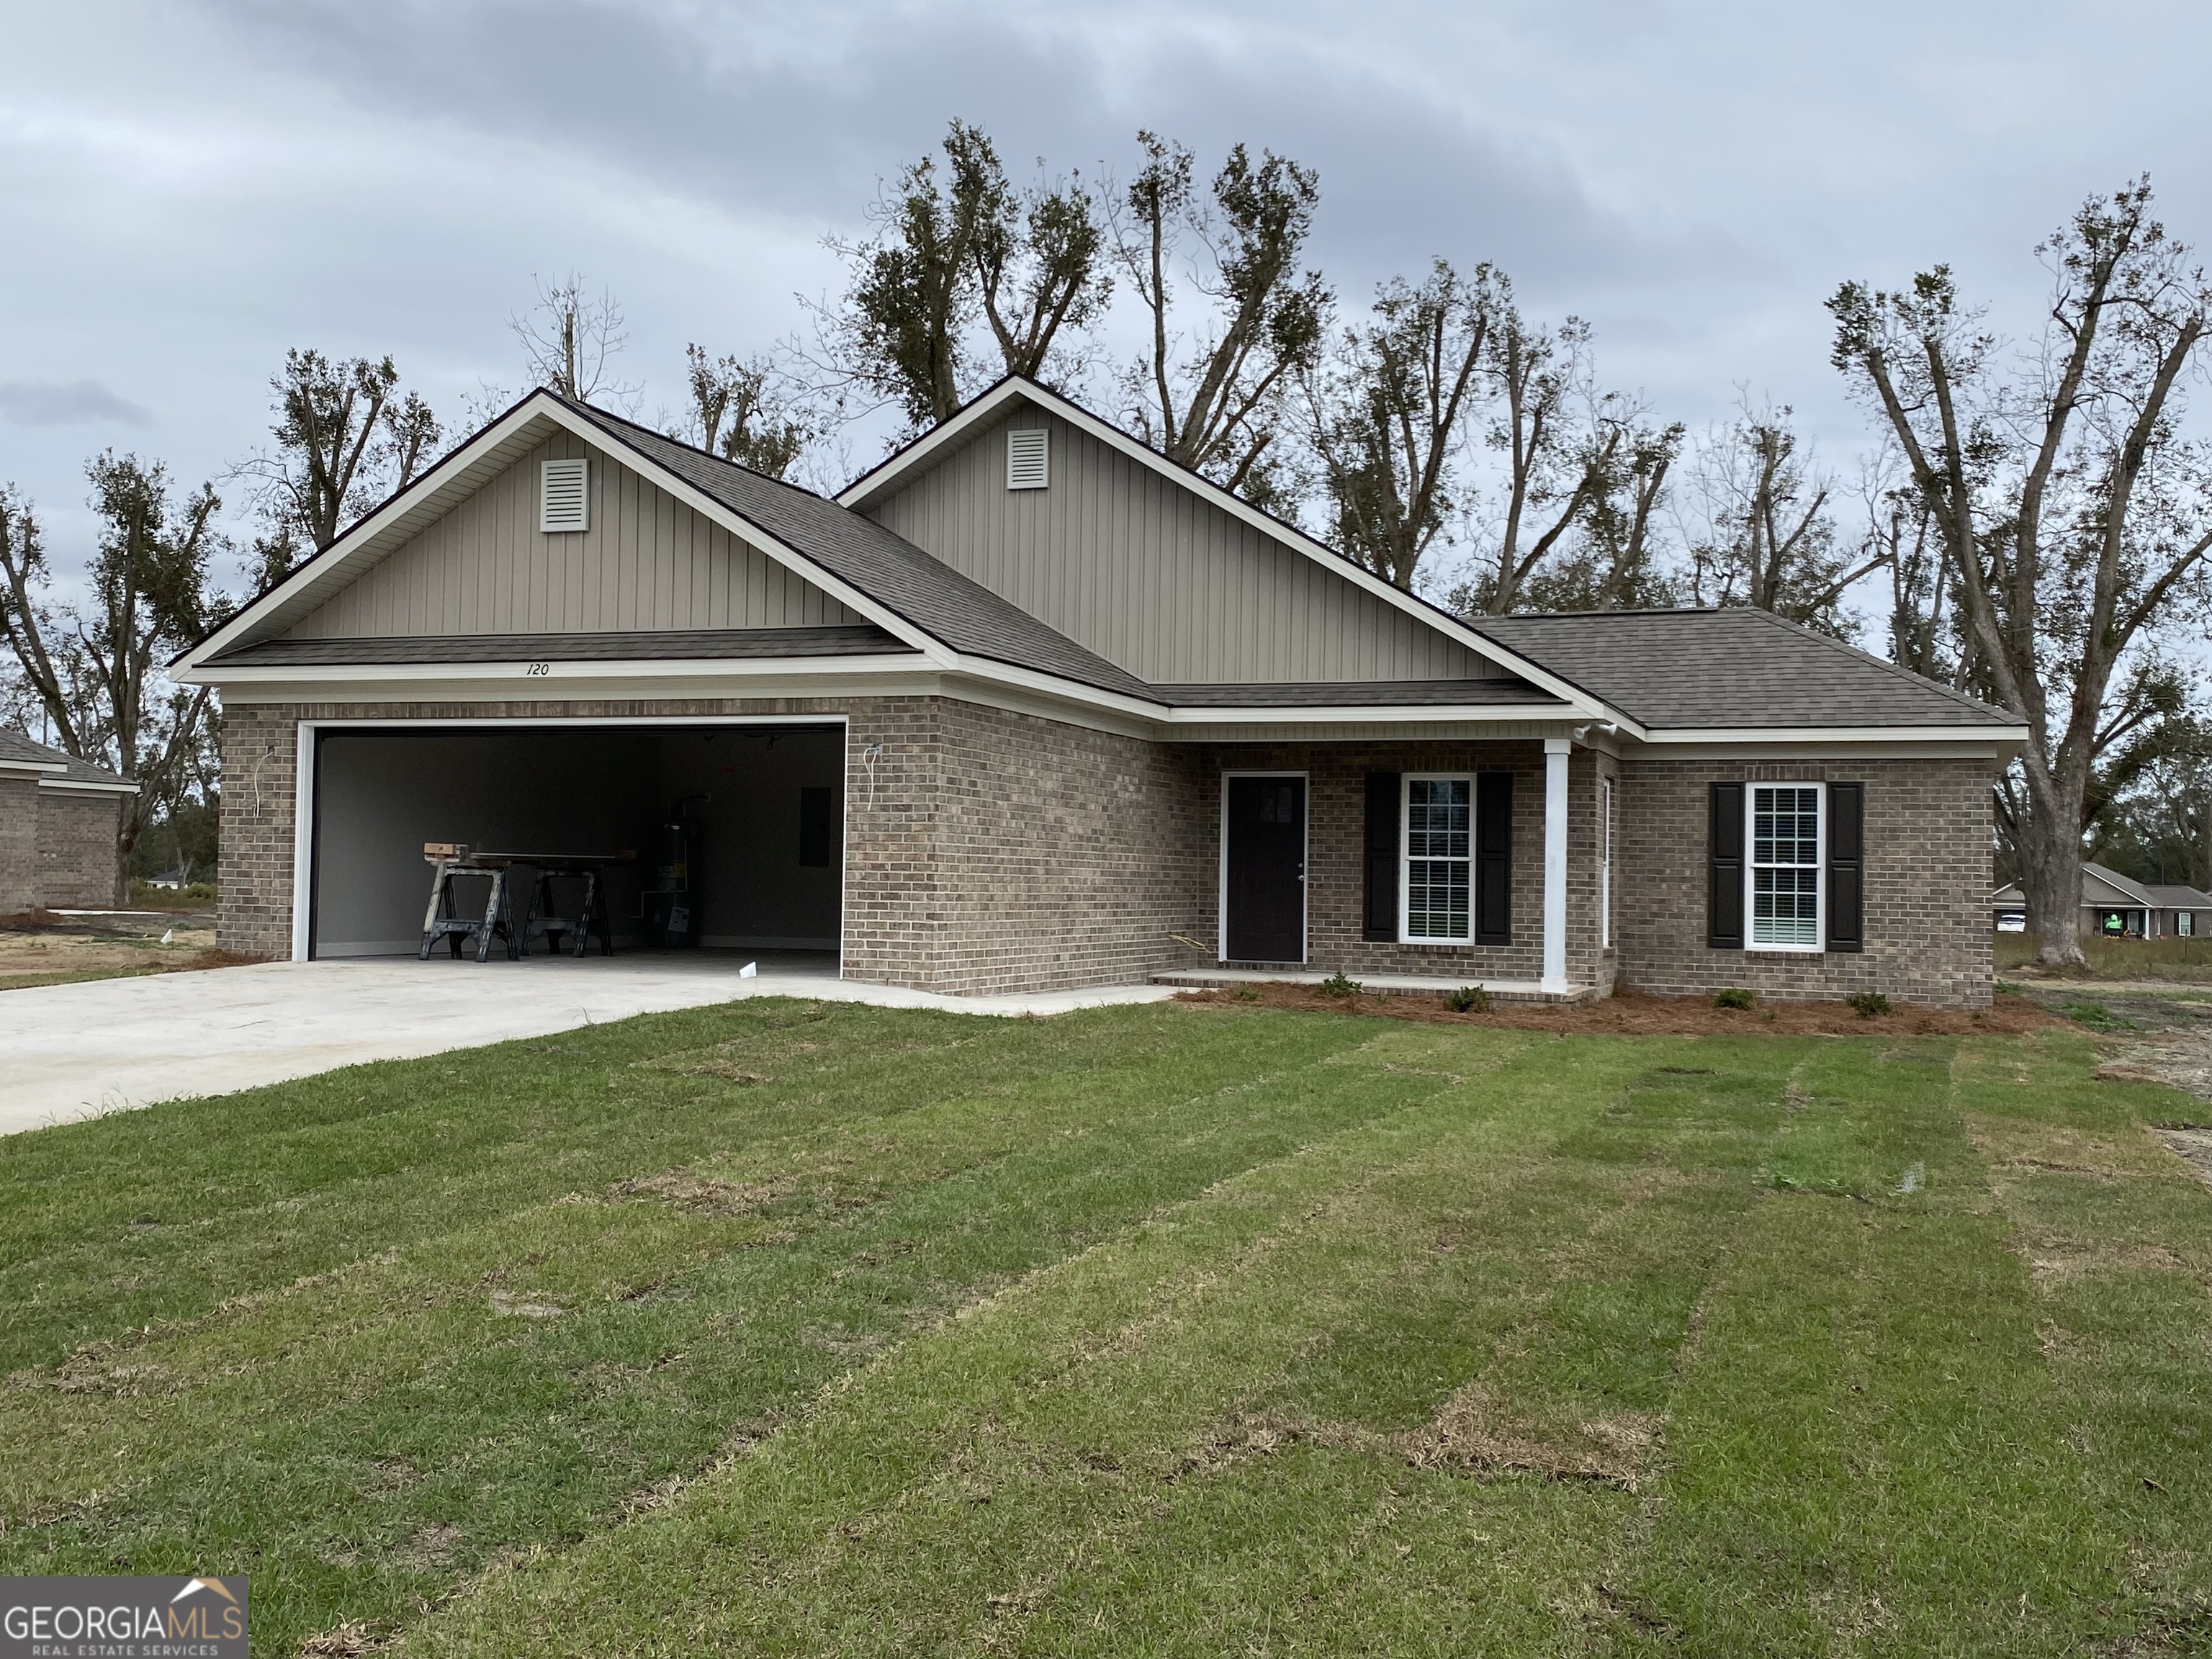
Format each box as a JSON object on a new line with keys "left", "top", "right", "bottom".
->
{"left": 305, "top": 722, "right": 844, "bottom": 968}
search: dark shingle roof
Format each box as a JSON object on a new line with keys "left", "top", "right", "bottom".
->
{"left": 2144, "top": 881, "right": 2212, "bottom": 909}
{"left": 1470, "top": 608, "right": 2016, "bottom": 730}
{"left": 559, "top": 402, "right": 1154, "bottom": 700}
{"left": 0, "top": 728, "right": 132, "bottom": 786}
{"left": 1151, "top": 679, "right": 1558, "bottom": 709}
{"left": 212, "top": 624, "right": 912, "bottom": 667}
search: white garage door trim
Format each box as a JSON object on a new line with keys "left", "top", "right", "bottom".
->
{"left": 290, "top": 714, "right": 852, "bottom": 963}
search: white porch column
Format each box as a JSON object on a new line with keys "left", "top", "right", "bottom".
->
{"left": 1542, "top": 736, "right": 1570, "bottom": 991}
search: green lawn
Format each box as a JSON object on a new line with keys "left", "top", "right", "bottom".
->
{"left": 3, "top": 999, "right": 2208, "bottom": 1656}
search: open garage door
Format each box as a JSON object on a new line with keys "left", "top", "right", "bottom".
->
{"left": 305, "top": 721, "right": 843, "bottom": 963}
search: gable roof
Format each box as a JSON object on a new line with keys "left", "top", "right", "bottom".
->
{"left": 1471, "top": 608, "right": 2015, "bottom": 732}
{"left": 835, "top": 376, "right": 1621, "bottom": 721}
{"left": 549, "top": 402, "right": 1156, "bottom": 698}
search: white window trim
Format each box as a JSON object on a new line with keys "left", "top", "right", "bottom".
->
{"left": 1399, "top": 772, "right": 1475, "bottom": 946}
{"left": 1599, "top": 775, "right": 1614, "bottom": 951}
{"left": 1217, "top": 770, "right": 1309, "bottom": 964}
{"left": 1744, "top": 780, "right": 1825, "bottom": 953}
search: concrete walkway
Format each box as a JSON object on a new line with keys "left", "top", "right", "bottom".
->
{"left": 0, "top": 956, "right": 1174, "bottom": 1136}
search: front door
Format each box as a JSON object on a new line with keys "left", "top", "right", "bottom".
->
{"left": 1223, "top": 774, "right": 1307, "bottom": 962}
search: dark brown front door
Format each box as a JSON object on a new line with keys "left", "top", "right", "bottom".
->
{"left": 1224, "top": 775, "right": 1306, "bottom": 962}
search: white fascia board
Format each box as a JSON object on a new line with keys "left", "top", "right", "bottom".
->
{"left": 1637, "top": 724, "right": 2028, "bottom": 747}
{"left": 0, "top": 758, "right": 68, "bottom": 777}
{"left": 835, "top": 379, "right": 1637, "bottom": 733}
{"left": 174, "top": 392, "right": 954, "bottom": 680}
{"left": 1157, "top": 701, "right": 1577, "bottom": 727}
{"left": 38, "top": 777, "right": 139, "bottom": 796}
{"left": 184, "top": 652, "right": 932, "bottom": 688}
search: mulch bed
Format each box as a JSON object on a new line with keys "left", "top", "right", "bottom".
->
{"left": 1172, "top": 982, "right": 2062, "bottom": 1036}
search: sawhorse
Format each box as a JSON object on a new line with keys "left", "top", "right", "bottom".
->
{"left": 521, "top": 861, "right": 615, "bottom": 958}
{"left": 418, "top": 847, "right": 519, "bottom": 963}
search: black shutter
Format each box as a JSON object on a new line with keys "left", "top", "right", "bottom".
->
{"left": 1362, "top": 772, "right": 1401, "bottom": 941}
{"left": 1708, "top": 782, "right": 1744, "bottom": 949}
{"left": 1827, "top": 782, "right": 1864, "bottom": 953}
{"left": 1475, "top": 770, "right": 1513, "bottom": 945}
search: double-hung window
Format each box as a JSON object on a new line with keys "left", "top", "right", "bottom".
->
{"left": 1748, "top": 783, "right": 1822, "bottom": 949}
{"left": 1403, "top": 775, "right": 1473, "bottom": 941}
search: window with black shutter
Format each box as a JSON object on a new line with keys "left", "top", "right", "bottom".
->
{"left": 1826, "top": 782, "right": 1864, "bottom": 953}
{"left": 1475, "top": 770, "right": 1513, "bottom": 945}
{"left": 1708, "top": 782, "right": 1744, "bottom": 949}
{"left": 1362, "top": 772, "right": 1400, "bottom": 941}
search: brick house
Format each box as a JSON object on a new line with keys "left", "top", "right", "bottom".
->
{"left": 0, "top": 729, "right": 137, "bottom": 912}
{"left": 173, "top": 379, "right": 2024, "bottom": 1007}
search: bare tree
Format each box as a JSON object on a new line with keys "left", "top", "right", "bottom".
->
{"left": 1305, "top": 261, "right": 1498, "bottom": 589}
{"left": 674, "top": 346, "right": 813, "bottom": 480}
{"left": 513, "top": 272, "right": 639, "bottom": 410}
{"left": 811, "top": 120, "right": 1109, "bottom": 435}
{"left": 1679, "top": 399, "right": 1885, "bottom": 635}
{"left": 228, "top": 349, "right": 442, "bottom": 588}
{"left": 1110, "top": 133, "right": 1330, "bottom": 506}
{"left": 1449, "top": 305, "right": 1624, "bottom": 614}
{"left": 1830, "top": 179, "right": 2212, "bottom": 966}
{"left": 0, "top": 459, "right": 230, "bottom": 895}
{"left": 1520, "top": 412, "right": 1685, "bottom": 612}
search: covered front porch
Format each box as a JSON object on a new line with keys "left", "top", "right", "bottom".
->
{"left": 1167, "top": 729, "right": 1616, "bottom": 1002}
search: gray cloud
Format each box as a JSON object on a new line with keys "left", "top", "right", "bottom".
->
{"left": 0, "top": 379, "right": 154, "bottom": 428}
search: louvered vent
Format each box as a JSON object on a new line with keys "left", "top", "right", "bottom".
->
{"left": 540, "top": 458, "right": 590, "bottom": 532}
{"left": 1005, "top": 428, "right": 1049, "bottom": 490}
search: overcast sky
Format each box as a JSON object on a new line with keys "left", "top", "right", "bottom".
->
{"left": 5, "top": 0, "right": 2209, "bottom": 601}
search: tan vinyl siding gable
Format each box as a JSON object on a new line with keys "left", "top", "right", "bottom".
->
{"left": 284, "top": 431, "right": 860, "bottom": 639}
{"left": 863, "top": 405, "right": 1494, "bottom": 685}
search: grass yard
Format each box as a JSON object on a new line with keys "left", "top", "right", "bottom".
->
{"left": 3, "top": 997, "right": 2210, "bottom": 1656}
{"left": 1997, "top": 928, "right": 2212, "bottom": 984}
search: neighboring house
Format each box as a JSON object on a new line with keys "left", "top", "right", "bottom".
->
{"left": 0, "top": 729, "right": 137, "bottom": 911}
{"left": 1991, "top": 863, "right": 2212, "bottom": 941}
{"left": 173, "top": 379, "right": 2027, "bottom": 1007}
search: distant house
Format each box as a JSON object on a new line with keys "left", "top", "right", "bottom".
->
{"left": 175, "top": 377, "right": 2027, "bottom": 1007}
{"left": 1990, "top": 862, "right": 2212, "bottom": 940}
{"left": 0, "top": 729, "right": 138, "bottom": 911}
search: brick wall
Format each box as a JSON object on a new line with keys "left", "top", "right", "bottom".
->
{"left": 217, "top": 695, "right": 1208, "bottom": 996}
{"left": 37, "top": 790, "right": 124, "bottom": 908}
{"left": 1616, "top": 755, "right": 1993, "bottom": 1009}
{"left": 0, "top": 775, "right": 37, "bottom": 913}
{"left": 1187, "top": 740, "right": 1613, "bottom": 986}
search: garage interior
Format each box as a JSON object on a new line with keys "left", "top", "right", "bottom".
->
{"left": 307, "top": 723, "right": 844, "bottom": 964}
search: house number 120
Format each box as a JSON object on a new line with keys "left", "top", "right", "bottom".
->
{"left": 523, "top": 662, "right": 551, "bottom": 675}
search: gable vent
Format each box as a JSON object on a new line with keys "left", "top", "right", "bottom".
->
{"left": 540, "top": 457, "right": 590, "bottom": 532}
{"left": 1005, "top": 428, "right": 1049, "bottom": 490}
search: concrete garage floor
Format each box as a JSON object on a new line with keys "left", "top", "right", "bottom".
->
{"left": 0, "top": 953, "right": 1174, "bottom": 1137}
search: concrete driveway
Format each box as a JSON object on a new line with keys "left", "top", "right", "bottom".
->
{"left": 0, "top": 955, "right": 1172, "bottom": 1136}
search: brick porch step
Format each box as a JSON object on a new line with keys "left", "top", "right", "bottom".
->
{"left": 1151, "top": 968, "right": 1601, "bottom": 1006}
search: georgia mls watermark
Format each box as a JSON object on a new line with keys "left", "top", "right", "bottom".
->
{"left": 1, "top": 1576, "right": 246, "bottom": 1658}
